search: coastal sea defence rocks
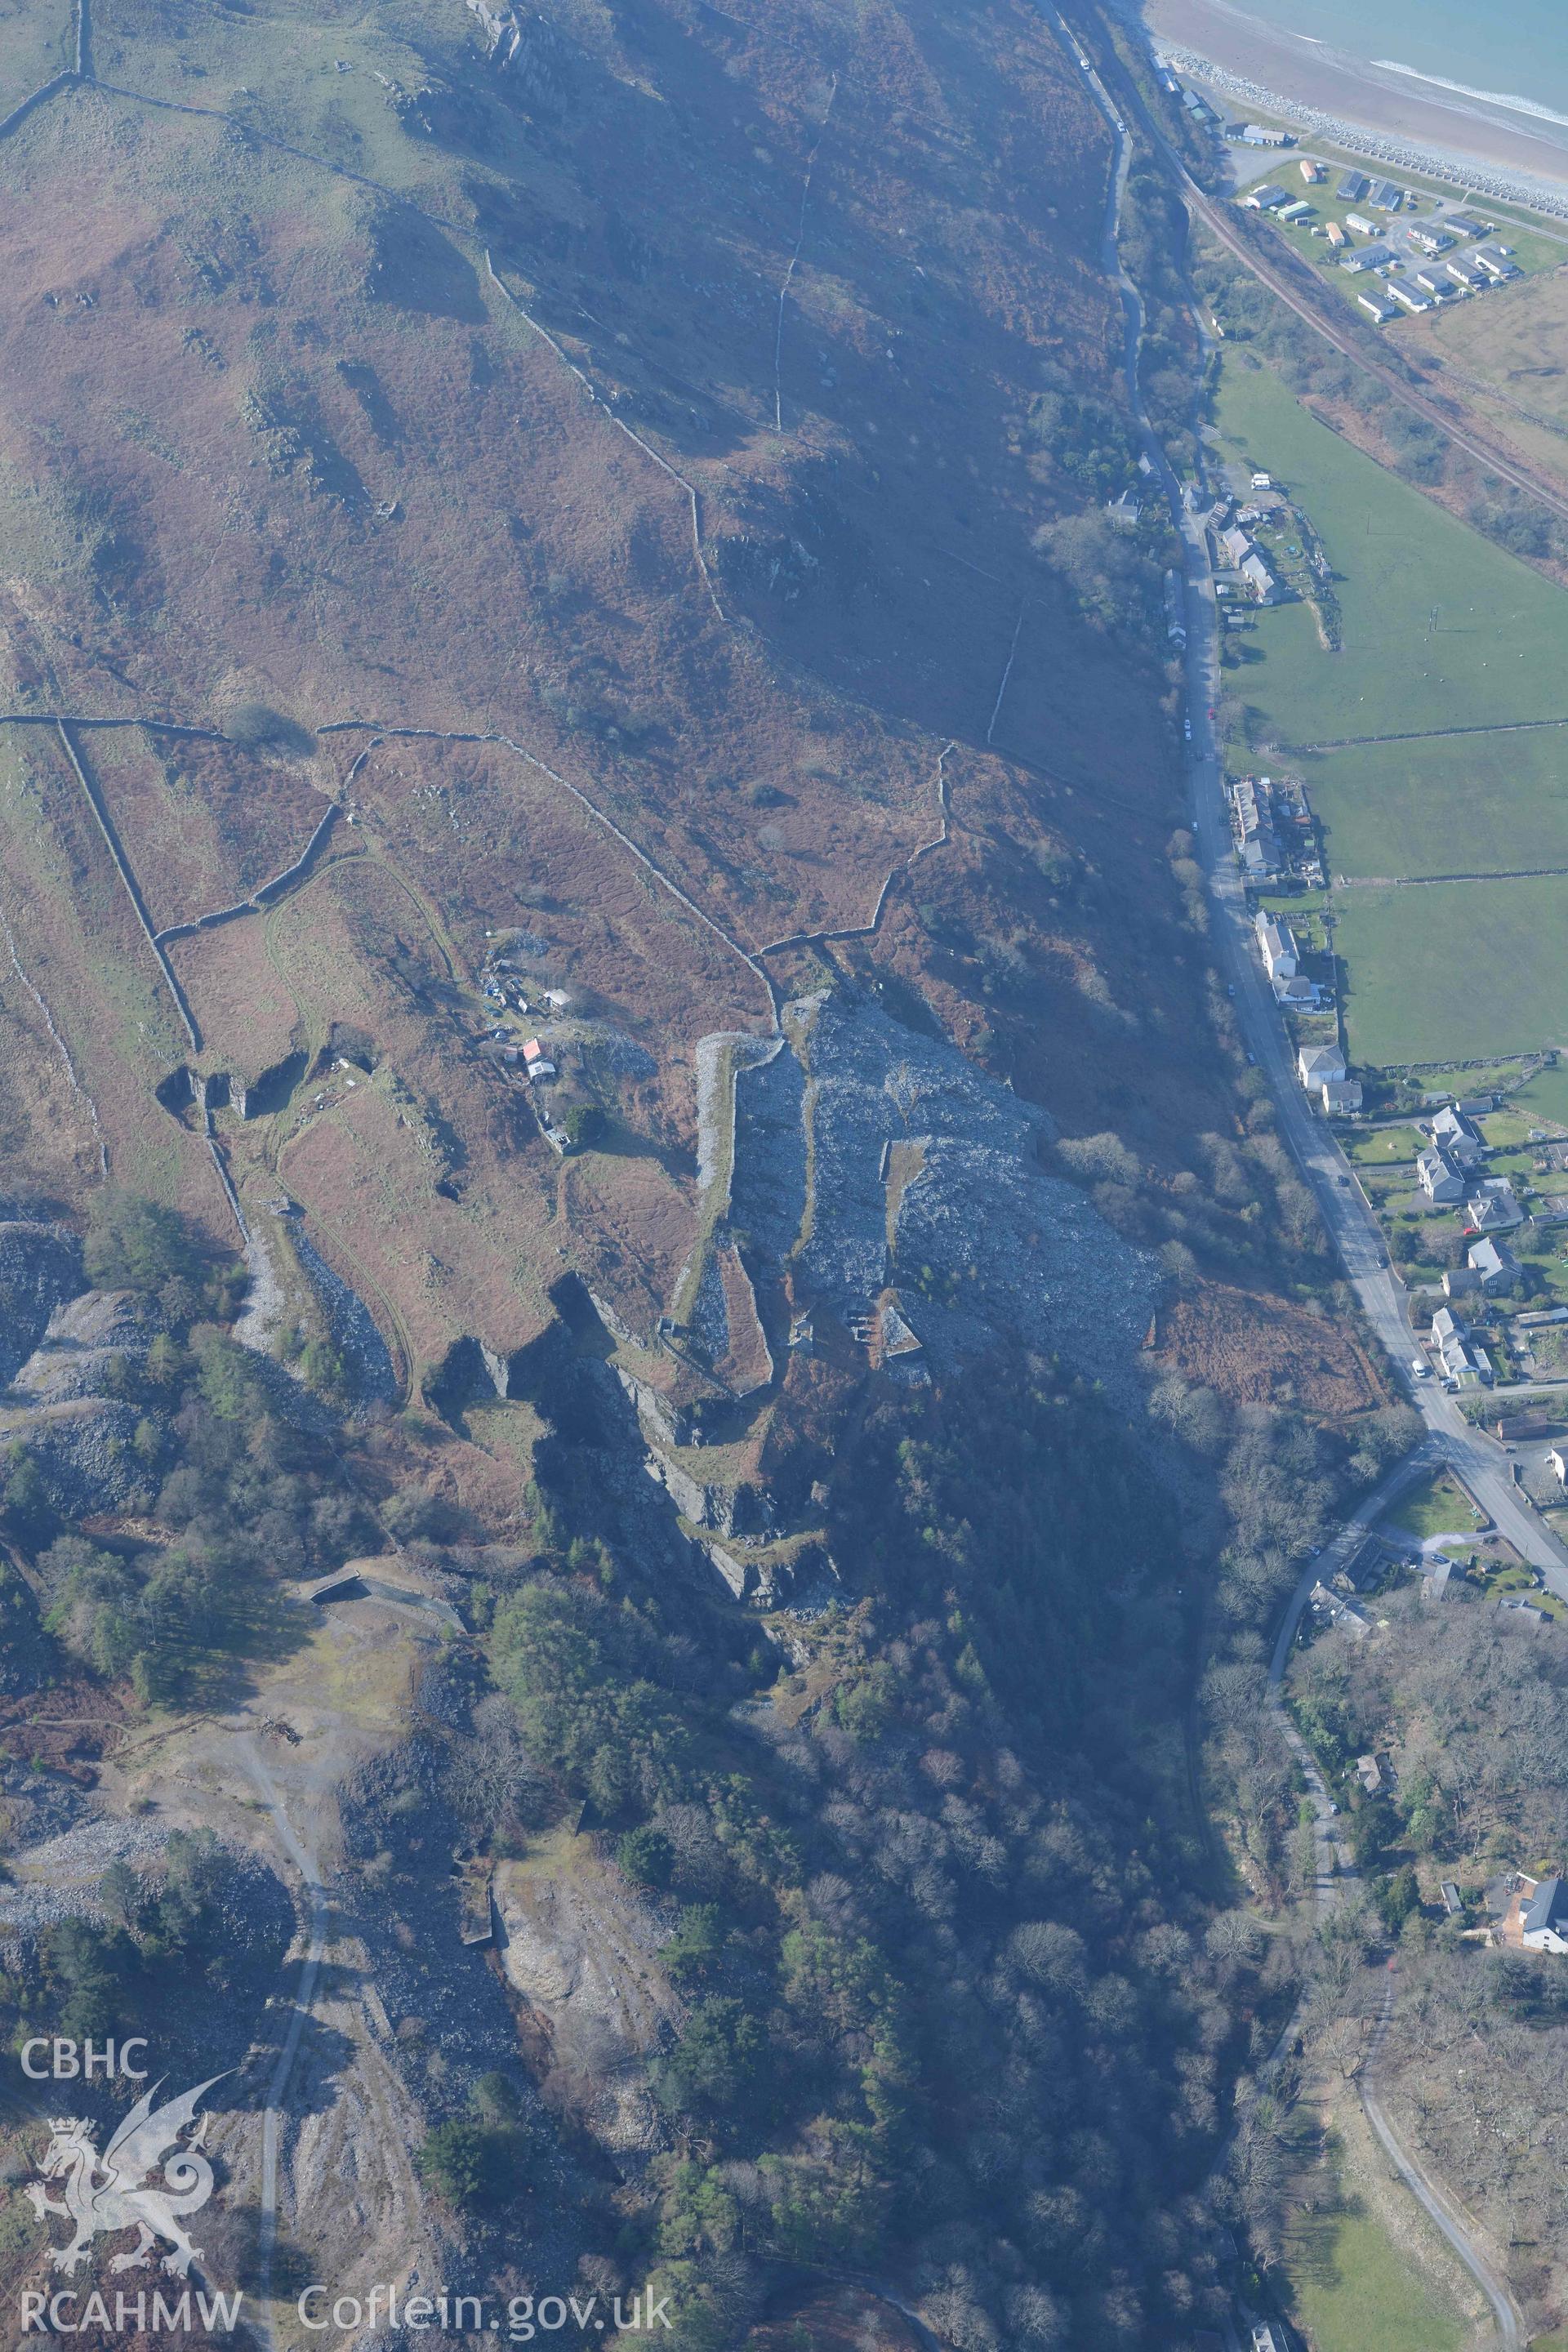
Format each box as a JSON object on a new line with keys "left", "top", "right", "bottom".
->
{"left": 731, "top": 992, "right": 1160, "bottom": 1398}
{"left": 0, "top": 1222, "right": 84, "bottom": 1385}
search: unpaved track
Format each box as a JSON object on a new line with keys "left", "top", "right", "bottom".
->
{"left": 238, "top": 1739, "right": 331, "bottom": 2352}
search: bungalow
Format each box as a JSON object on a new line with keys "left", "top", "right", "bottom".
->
{"left": 1321, "top": 1078, "right": 1363, "bottom": 1115}
{"left": 1254, "top": 908, "right": 1298, "bottom": 979}
{"left": 1298, "top": 1042, "right": 1346, "bottom": 1089}
{"left": 1474, "top": 246, "right": 1520, "bottom": 281}
{"left": 1341, "top": 244, "right": 1396, "bottom": 275}
{"left": 1337, "top": 171, "right": 1370, "bottom": 202}
{"left": 1468, "top": 1236, "right": 1520, "bottom": 1295}
{"left": 1431, "top": 1104, "right": 1485, "bottom": 1165}
{"left": 1445, "top": 259, "right": 1487, "bottom": 290}
{"left": 1405, "top": 222, "right": 1454, "bottom": 256}
{"left": 1369, "top": 177, "right": 1405, "bottom": 210}
{"left": 1415, "top": 266, "right": 1464, "bottom": 298}
{"left": 1448, "top": 212, "right": 1493, "bottom": 238}
{"left": 1388, "top": 282, "right": 1432, "bottom": 315}
{"left": 1276, "top": 974, "right": 1320, "bottom": 1009}
{"left": 1357, "top": 293, "right": 1395, "bottom": 324}
{"left": 1418, "top": 1146, "right": 1465, "bottom": 1204}
{"left": 1521, "top": 1876, "right": 1568, "bottom": 1955}
{"left": 1469, "top": 1181, "right": 1524, "bottom": 1232}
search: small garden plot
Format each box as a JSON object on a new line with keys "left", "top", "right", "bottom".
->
{"left": 1383, "top": 1472, "right": 1482, "bottom": 1544}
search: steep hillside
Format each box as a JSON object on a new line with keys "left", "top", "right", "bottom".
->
{"left": 0, "top": 0, "right": 1231, "bottom": 1407}
{"left": 0, "top": 5, "right": 1373, "bottom": 2350}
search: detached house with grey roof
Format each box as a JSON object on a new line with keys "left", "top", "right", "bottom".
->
{"left": 1522, "top": 1876, "right": 1568, "bottom": 1954}
{"left": 1419, "top": 1147, "right": 1465, "bottom": 1205}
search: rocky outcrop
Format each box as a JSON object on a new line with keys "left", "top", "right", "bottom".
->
{"left": 0, "top": 1223, "right": 84, "bottom": 1386}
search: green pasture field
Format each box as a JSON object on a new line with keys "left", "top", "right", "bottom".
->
{"left": 1285, "top": 2198, "right": 1464, "bottom": 2352}
{"left": 1513, "top": 1063, "right": 1568, "bottom": 1126}
{"left": 1332, "top": 877, "right": 1568, "bottom": 1065}
{"left": 1302, "top": 727, "right": 1568, "bottom": 880}
{"left": 1214, "top": 359, "right": 1568, "bottom": 744}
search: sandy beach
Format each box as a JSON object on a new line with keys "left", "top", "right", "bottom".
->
{"left": 1141, "top": 0, "right": 1568, "bottom": 208}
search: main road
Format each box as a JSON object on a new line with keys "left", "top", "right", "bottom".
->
{"left": 1045, "top": 17, "right": 1536, "bottom": 2334}
{"left": 1048, "top": 0, "right": 1568, "bottom": 1602}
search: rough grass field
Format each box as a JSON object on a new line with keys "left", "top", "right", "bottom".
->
{"left": 1334, "top": 876, "right": 1568, "bottom": 1064}
{"left": 1214, "top": 358, "right": 1568, "bottom": 743}
{"left": 1286, "top": 2201, "right": 1465, "bottom": 2352}
{"left": 1404, "top": 265, "right": 1568, "bottom": 475}
{"left": 0, "top": 4, "right": 69, "bottom": 113}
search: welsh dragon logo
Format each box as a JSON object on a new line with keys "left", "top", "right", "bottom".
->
{"left": 24, "top": 2075, "right": 227, "bottom": 2278}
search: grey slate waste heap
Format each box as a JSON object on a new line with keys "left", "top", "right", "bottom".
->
{"left": 730, "top": 992, "right": 1160, "bottom": 1399}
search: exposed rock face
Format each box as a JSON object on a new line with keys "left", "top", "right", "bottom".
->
{"left": 0, "top": 1223, "right": 84, "bottom": 1386}
{"left": 493, "top": 1834, "right": 678, "bottom": 2156}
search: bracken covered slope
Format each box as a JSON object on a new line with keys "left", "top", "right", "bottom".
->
{"left": 0, "top": 0, "right": 1236, "bottom": 1420}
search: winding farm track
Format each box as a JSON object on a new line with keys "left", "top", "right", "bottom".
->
{"left": 1264, "top": 1465, "right": 1524, "bottom": 2347}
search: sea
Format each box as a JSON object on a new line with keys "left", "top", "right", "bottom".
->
{"left": 1213, "top": 0, "right": 1568, "bottom": 131}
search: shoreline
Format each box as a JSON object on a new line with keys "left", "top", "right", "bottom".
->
{"left": 1138, "top": 0, "right": 1568, "bottom": 220}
